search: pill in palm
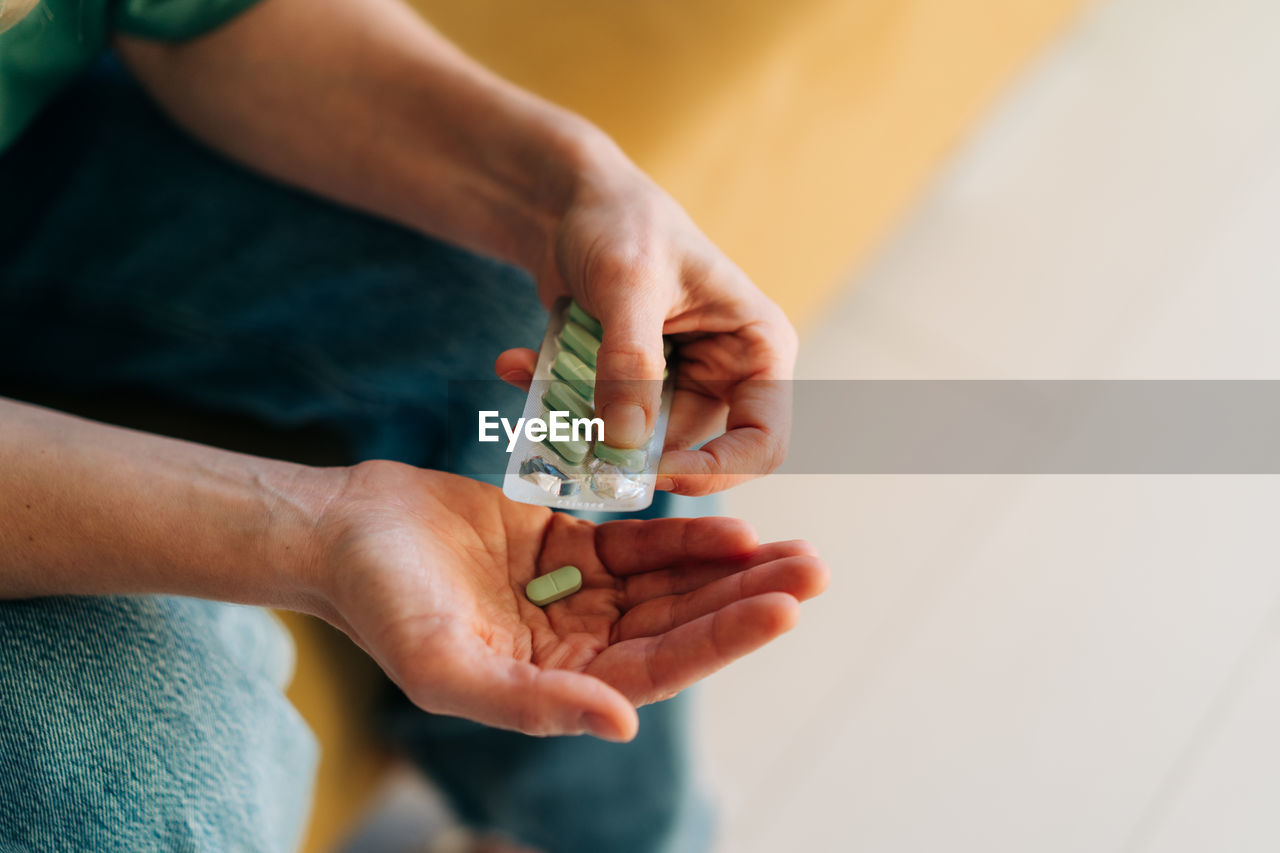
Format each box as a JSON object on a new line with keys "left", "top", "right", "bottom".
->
{"left": 525, "top": 565, "right": 583, "bottom": 606}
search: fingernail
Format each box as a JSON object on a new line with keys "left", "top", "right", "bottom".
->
{"left": 603, "top": 402, "right": 648, "bottom": 448}
{"left": 499, "top": 371, "right": 525, "bottom": 384}
{"left": 655, "top": 477, "right": 676, "bottom": 492}
{"left": 581, "top": 712, "right": 622, "bottom": 741}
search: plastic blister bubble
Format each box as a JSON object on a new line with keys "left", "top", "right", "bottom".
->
{"left": 502, "top": 298, "right": 673, "bottom": 512}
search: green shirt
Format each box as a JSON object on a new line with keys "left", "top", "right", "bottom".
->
{"left": 0, "top": 0, "right": 261, "bottom": 152}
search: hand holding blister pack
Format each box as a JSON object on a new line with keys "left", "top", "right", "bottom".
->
{"left": 503, "top": 299, "right": 673, "bottom": 512}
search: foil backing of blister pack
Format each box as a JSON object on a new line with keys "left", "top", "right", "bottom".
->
{"left": 502, "top": 298, "right": 673, "bottom": 512}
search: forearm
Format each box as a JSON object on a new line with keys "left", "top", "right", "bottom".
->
{"left": 114, "top": 0, "right": 626, "bottom": 272}
{"left": 0, "top": 397, "right": 335, "bottom": 611}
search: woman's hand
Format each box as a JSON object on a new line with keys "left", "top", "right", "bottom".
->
{"left": 117, "top": 0, "right": 796, "bottom": 497}
{"left": 495, "top": 143, "right": 798, "bottom": 497}
{"left": 1, "top": 400, "right": 824, "bottom": 741}
{"left": 309, "top": 460, "right": 827, "bottom": 741}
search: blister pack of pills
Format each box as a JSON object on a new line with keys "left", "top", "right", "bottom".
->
{"left": 501, "top": 299, "right": 673, "bottom": 512}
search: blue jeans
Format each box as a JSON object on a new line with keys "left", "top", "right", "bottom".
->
{"left": 0, "top": 58, "right": 711, "bottom": 853}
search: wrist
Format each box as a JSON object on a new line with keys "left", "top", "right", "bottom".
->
{"left": 505, "top": 106, "right": 637, "bottom": 271}
{"left": 259, "top": 462, "right": 350, "bottom": 621}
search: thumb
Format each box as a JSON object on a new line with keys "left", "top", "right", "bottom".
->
{"left": 589, "top": 290, "right": 668, "bottom": 449}
{"left": 425, "top": 642, "right": 639, "bottom": 741}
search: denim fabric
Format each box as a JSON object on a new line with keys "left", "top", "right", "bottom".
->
{"left": 381, "top": 697, "right": 713, "bottom": 853}
{"left": 0, "top": 597, "right": 316, "bottom": 852}
{"left": 0, "top": 57, "right": 709, "bottom": 852}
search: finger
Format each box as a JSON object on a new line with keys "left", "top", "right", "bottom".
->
{"left": 494, "top": 348, "right": 538, "bottom": 391}
{"left": 621, "top": 539, "right": 818, "bottom": 605}
{"left": 418, "top": 639, "right": 639, "bottom": 742}
{"left": 657, "top": 378, "right": 792, "bottom": 496}
{"left": 662, "top": 388, "right": 729, "bottom": 453}
{"left": 589, "top": 592, "right": 800, "bottom": 706}
{"left": 595, "top": 516, "right": 759, "bottom": 576}
{"left": 614, "top": 554, "right": 829, "bottom": 642}
{"left": 588, "top": 271, "right": 670, "bottom": 449}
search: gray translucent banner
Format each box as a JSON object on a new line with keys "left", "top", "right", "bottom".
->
{"left": 782, "top": 380, "right": 1280, "bottom": 474}
{"left": 444, "top": 380, "right": 1280, "bottom": 475}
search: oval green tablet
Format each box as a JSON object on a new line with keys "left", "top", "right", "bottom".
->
{"left": 568, "top": 301, "right": 604, "bottom": 338}
{"left": 543, "top": 435, "right": 589, "bottom": 465}
{"left": 526, "top": 565, "right": 583, "bottom": 606}
{"left": 551, "top": 350, "right": 595, "bottom": 401}
{"left": 560, "top": 321, "right": 601, "bottom": 368}
{"left": 593, "top": 442, "right": 648, "bottom": 472}
{"left": 542, "top": 380, "right": 594, "bottom": 422}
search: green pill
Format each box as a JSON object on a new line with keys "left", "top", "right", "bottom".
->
{"left": 543, "top": 435, "right": 589, "bottom": 465}
{"left": 568, "top": 301, "right": 604, "bottom": 338}
{"left": 559, "top": 321, "right": 601, "bottom": 368}
{"left": 551, "top": 350, "right": 595, "bottom": 401}
{"left": 526, "top": 565, "right": 583, "bottom": 606}
{"left": 594, "top": 442, "right": 648, "bottom": 472}
{"left": 542, "top": 380, "right": 594, "bottom": 422}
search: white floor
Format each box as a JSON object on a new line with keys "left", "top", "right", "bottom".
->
{"left": 702, "top": 0, "right": 1280, "bottom": 851}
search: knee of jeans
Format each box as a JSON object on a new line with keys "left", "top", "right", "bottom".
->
{"left": 505, "top": 697, "right": 711, "bottom": 853}
{"left": 386, "top": 693, "right": 712, "bottom": 853}
{"left": 0, "top": 596, "right": 317, "bottom": 853}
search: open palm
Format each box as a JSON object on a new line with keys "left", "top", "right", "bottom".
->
{"left": 313, "top": 461, "right": 827, "bottom": 741}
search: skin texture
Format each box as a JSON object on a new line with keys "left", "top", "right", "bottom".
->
{"left": 0, "top": 399, "right": 828, "bottom": 740}
{"left": 318, "top": 462, "right": 828, "bottom": 740}
{"left": 0, "top": 0, "right": 829, "bottom": 740}
{"left": 115, "top": 0, "right": 797, "bottom": 495}
{"left": 0, "top": 0, "right": 40, "bottom": 33}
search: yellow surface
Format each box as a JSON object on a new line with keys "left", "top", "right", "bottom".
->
{"left": 279, "top": 611, "right": 390, "bottom": 853}
{"left": 290, "top": 3, "right": 1087, "bottom": 850}
{"left": 412, "top": 0, "right": 1086, "bottom": 326}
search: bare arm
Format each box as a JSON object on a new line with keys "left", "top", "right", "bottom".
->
{"left": 0, "top": 0, "right": 821, "bottom": 737}
{"left": 0, "top": 396, "right": 329, "bottom": 607}
{"left": 114, "top": 0, "right": 601, "bottom": 272}
{"left": 0, "top": 397, "right": 826, "bottom": 739}
{"left": 116, "top": 0, "right": 798, "bottom": 492}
